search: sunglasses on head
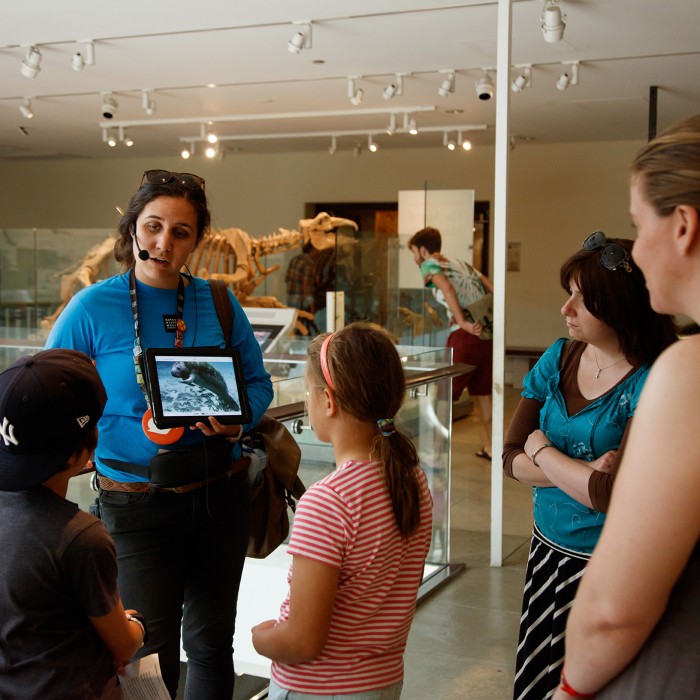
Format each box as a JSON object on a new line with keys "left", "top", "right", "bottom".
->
{"left": 140, "top": 169, "right": 205, "bottom": 192}
{"left": 582, "top": 230, "right": 632, "bottom": 272}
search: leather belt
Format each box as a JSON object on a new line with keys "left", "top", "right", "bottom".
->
{"left": 98, "top": 456, "right": 250, "bottom": 494}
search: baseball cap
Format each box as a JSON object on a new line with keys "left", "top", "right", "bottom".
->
{"left": 0, "top": 349, "right": 107, "bottom": 491}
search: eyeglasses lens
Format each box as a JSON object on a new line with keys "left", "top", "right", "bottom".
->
{"left": 600, "top": 244, "right": 630, "bottom": 271}
{"left": 582, "top": 230, "right": 607, "bottom": 251}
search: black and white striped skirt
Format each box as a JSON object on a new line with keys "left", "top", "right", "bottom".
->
{"left": 513, "top": 526, "right": 591, "bottom": 700}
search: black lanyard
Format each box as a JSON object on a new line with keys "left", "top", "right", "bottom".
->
{"left": 129, "top": 268, "right": 185, "bottom": 403}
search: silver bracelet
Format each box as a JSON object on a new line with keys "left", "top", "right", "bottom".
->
{"left": 531, "top": 442, "right": 554, "bottom": 467}
{"left": 126, "top": 614, "right": 146, "bottom": 648}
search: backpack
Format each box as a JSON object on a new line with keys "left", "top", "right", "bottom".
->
{"left": 210, "top": 280, "right": 305, "bottom": 558}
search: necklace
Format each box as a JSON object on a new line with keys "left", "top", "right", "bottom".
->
{"left": 592, "top": 347, "right": 626, "bottom": 379}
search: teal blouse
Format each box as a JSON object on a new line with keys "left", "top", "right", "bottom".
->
{"left": 523, "top": 338, "right": 651, "bottom": 553}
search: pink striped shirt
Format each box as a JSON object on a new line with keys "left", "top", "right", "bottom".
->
{"left": 270, "top": 459, "right": 433, "bottom": 694}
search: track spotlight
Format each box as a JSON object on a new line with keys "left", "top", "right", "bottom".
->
{"left": 142, "top": 89, "right": 156, "bottom": 116}
{"left": 403, "top": 113, "right": 418, "bottom": 135}
{"left": 438, "top": 71, "right": 456, "bottom": 98}
{"left": 556, "top": 61, "right": 579, "bottom": 91}
{"left": 181, "top": 142, "right": 194, "bottom": 159}
{"left": 353, "top": 142, "right": 362, "bottom": 157}
{"left": 72, "top": 52, "right": 84, "bottom": 71}
{"left": 386, "top": 113, "right": 397, "bottom": 136}
{"left": 288, "top": 22, "right": 312, "bottom": 54}
{"left": 541, "top": 1, "right": 566, "bottom": 43}
{"left": 383, "top": 73, "right": 406, "bottom": 100}
{"left": 20, "top": 46, "right": 42, "bottom": 79}
{"left": 368, "top": 135, "right": 378, "bottom": 153}
{"left": 19, "top": 98, "right": 33, "bottom": 120}
{"left": 443, "top": 132, "right": 456, "bottom": 151}
{"left": 348, "top": 77, "right": 364, "bottom": 106}
{"left": 200, "top": 123, "right": 218, "bottom": 143}
{"left": 383, "top": 83, "right": 397, "bottom": 100}
{"left": 205, "top": 142, "right": 223, "bottom": 159}
{"left": 511, "top": 65, "right": 532, "bottom": 93}
{"left": 475, "top": 71, "right": 494, "bottom": 101}
{"left": 101, "top": 93, "right": 118, "bottom": 119}
{"left": 462, "top": 139, "right": 472, "bottom": 151}
{"left": 84, "top": 41, "right": 95, "bottom": 66}
{"left": 71, "top": 41, "right": 94, "bottom": 71}
{"left": 123, "top": 132, "right": 134, "bottom": 147}
{"left": 329, "top": 136, "right": 337, "bottom": 155}
{"left": 107, "top": 132, "right": 117, "bottom": 148}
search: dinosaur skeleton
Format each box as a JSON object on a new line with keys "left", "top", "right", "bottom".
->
{"left": 189, "top": 212, "right": 357, "bottom": 313}
{"left": 42, "top": 212, "right": 358, "bottom": 333}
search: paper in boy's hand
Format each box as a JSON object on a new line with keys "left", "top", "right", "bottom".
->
{"left": 119, "top": 654, "right": 170, "bottom": 700}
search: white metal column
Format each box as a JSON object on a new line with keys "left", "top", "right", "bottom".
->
{"left": 490, "top": 0, "right": 512, "bottom": 566}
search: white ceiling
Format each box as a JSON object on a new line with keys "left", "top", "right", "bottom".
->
{"left": 1, "top": 0, "right": 699, "bottom": 160}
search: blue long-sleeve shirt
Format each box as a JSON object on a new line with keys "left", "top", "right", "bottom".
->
{"left": 46, "top": 272, "right": 273, "bottom": 482}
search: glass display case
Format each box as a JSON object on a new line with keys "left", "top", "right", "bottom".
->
{"left": 2, "top": 226, "right": 451, "bottom": 349}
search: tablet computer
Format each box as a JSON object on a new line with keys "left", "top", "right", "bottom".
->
{"left": 144, "top": 347, "right": 251, "bottom": 428}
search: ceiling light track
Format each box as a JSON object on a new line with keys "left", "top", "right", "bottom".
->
{"left": 99, "top": 105, "right": 437, "bottom": 129}
{"left": 178, "top": 123, "right": 486, "bottom": 144}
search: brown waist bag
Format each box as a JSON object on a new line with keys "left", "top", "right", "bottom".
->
{"left": 243, "top": 413, "right": 306, "bottom": 558}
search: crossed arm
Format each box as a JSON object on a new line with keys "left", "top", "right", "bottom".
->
{"left": 503, "top": 396, "right": 618, "bottom": 507}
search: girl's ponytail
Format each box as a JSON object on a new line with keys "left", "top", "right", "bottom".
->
{"left": 308, "top": 323, "right": 423, "bottom": 538}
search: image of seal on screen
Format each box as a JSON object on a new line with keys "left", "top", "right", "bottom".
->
{"left": 144, "top": 347, "right": 252, "bottom": 428}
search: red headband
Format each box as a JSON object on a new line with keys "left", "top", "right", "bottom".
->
{"left": 319, "top": 333, "right": 335, "bottom": 390}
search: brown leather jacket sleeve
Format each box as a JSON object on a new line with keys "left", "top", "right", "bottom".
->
{"left": 502, "top": 396, "right": 542, "bottom": 480}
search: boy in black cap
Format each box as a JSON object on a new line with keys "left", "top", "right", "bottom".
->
{"left": 0, "top": 350, "right": 146, "bottom": 699}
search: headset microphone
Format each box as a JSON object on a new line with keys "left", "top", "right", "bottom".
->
{"left": 131, "top": 226, "right": 150, "bottom": 261}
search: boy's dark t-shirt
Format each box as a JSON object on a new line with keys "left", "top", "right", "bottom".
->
{"left": 0, "top": 487, "right": 119, "bottom": 699}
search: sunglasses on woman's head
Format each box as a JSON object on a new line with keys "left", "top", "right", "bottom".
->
{"left": 140, "top": 169, "right": 205, "bottom": 192}
{"left": 582, "top": 230, "right": 632, "bottom": 272}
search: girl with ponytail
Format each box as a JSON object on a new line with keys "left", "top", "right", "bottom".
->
{"left": 252, "top": 322, "right": 433, "bottom": 699}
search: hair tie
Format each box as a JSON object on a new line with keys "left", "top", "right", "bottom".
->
{"left": 377, "top": 418, "right": 396, "bottom": 437}
{"left": 319, "top": 333, "right": 335, "bottom": 390}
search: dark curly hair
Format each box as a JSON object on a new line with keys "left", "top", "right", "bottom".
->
{"left": 114, "top": 175, "right": 211, "bottom": 269}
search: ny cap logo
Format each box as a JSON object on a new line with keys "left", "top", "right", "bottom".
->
{"left": 0, "top": 416, "right": 19, "bottom": 447}
{"left": 77, "top": 415, "right": 90, "bottom": 429}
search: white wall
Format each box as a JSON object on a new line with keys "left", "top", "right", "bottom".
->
{"left": 0, "top": 138, "right": 643, "bottom": 347}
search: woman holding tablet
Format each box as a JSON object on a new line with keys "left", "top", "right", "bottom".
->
{"left": 46, "top": 169, "right": 273, "bottom": 699}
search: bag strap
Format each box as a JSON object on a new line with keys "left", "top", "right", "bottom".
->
{"left": 210, "top": 279, "right": 233, "bottom": 348}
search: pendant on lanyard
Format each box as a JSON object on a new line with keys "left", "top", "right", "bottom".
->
{"left": 130, "top": 269, "right": 186, "bottom": 444}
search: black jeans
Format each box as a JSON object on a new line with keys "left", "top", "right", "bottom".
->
{"left": 98, "top": 472, "right": 250, "bottom": 700}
